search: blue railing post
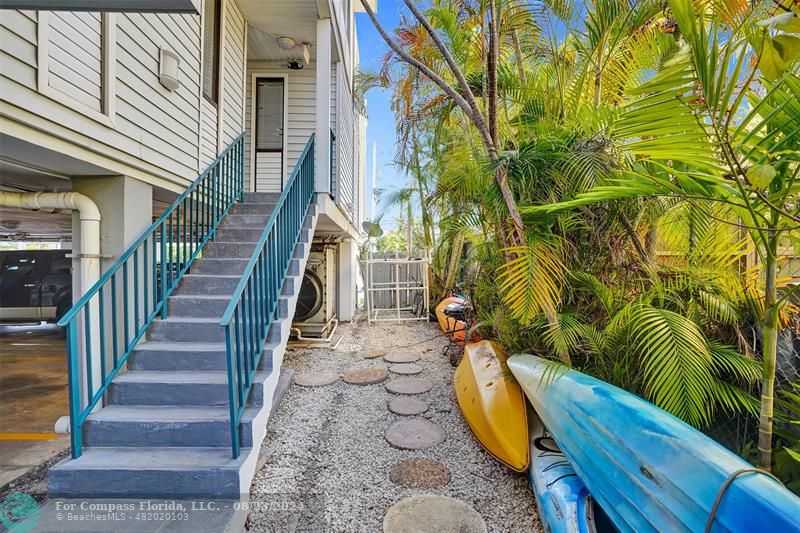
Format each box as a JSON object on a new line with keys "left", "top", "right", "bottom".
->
{"left": 160, "top": 222, "right": 168, "bottom": 319}
{"left": 66, "top": 321, "right": 82, "bottom": 458}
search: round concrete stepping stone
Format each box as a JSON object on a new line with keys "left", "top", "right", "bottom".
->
{"left": 389, "top": 363, "right": 422, "bottom": 375}
{"left": 383, "top": 495, "right": 486, "bottom": 533}
{"left": 343, "top": 367, "right": 389, "bottom": 385}
{"left": 385, "top": 419, "right": 444, "bottom": 450}
{"left": 364, "top": 348, "right": 386, "bottom": 359}
{"left": 389, "top": 458, "right": 451, "bottom": 489}
{"left": 384, "top": 352, "right": 420, "bottom": 364}
{"left": 294, "top": 372, "right": 339, "bottom": 387}
{"left": 388, "top": 397, "right": 429, "bottom": 416}
{"left": 385, "top": 377, "right": 433, "bottom": 395}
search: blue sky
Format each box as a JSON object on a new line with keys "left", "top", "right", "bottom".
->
{"left": 356, "top": 3, "right": 406, "bottom": 230}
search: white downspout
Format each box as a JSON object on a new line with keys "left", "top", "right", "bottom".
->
{"left": 0, "top": 191, "right": 102, "bottom": 433}
{"left": 0, "top": 191, "right": 101, "bottom": 296}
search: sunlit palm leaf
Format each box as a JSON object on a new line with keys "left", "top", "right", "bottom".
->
{"left": 497, "top": 241, "right": 565, "bottom": 324}
{"left": 628, "top": 304, "right": 715, "bottom": 426}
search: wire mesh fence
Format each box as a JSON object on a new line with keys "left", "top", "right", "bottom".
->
{"left": 709, "top": 327, "right": 799, "bottom": 459}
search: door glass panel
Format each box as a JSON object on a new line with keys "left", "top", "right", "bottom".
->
{"left": 256, "top": 79, "right": 284, "bottom": 151}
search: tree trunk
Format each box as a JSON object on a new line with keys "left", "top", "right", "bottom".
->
{"left": 488, "top": 0, "right": 499, "bottom": 147}
{"left": 757, "top": 225, "right": 779, "bottom": 470}
{"left": 511, "top": 29, "right": 526, "bottom": 83}
{"left": 620, "top": 213, "right": 650, "bottom": 264}
{"left": 412, "top": 137, "right": 433, "bottom": 249}
{"left": 442, "top": 232, "right": 465, "bottom": 299}
{"left": 360, "top": 0, "right": 526, "bottom": 243}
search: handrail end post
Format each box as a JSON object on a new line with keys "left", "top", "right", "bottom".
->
{"left": 66, "top": 320, "right": 83, "bottom": 458}
{"left": 225, "top": 325, "right": 240, "bottom": 459}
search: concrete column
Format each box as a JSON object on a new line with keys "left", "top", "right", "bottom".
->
{"left": 337, "top": 238, "right": 357, "bottom": 321}
{"left": 71, "top": 176, "right": 153, "bottom": 403}
{"left": 315, "top": 18, "right": 332, "bottom": 194}
{"left": 72, "top": 176, "right": 153, "bottom": 279}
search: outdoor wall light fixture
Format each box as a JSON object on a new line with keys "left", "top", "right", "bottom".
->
{"left": 276, "top": 36, "right": 310, "bottom": 69}
{"left": 159, "top": 48, "right": 180, "bottom": 91}
{"left": 276, "top": 36, "right": 297, "bottom": 50}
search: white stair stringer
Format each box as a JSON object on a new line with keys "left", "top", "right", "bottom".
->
{"left": 232, "top": 203, "right": 318, "bottom": 495}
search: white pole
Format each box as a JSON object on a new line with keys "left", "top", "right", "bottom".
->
{"left": 371, "top": 142, "right": 377, "bottom": 220}
{"left": 315, "top": 18, "right": 332, "bottom": 193}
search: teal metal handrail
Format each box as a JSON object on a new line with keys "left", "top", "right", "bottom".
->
{"left": 220, "top": 134, "right": 315, "bottom": 458}
{"left": 58, "top": 134, "right": 244, "bottom": 458}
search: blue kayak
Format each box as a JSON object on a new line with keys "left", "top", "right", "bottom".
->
{"left": 509, "top": 354, "right": 800, "bottom": 533}
{"left": 528, "top": 406, "right": 615, "bottom": 533}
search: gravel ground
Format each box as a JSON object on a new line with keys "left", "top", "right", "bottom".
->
{"left": 247, "top": 318, "right": 540, "bottom": 532}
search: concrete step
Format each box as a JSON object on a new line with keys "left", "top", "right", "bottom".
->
{"left": 230, "top": 202, "right": 274, "bottom": 215}
{"left": 108, "top": 371, "right": 266, "bottom": 407}
{"left": 215, "top": 227, "right": 265, "bottom": 242}
{"left": 243, "top": 192, "right": 279, "bottom": 203}
{"left": 128, "top": 341, "right": 276, "bottom": 372}
{"left": 129, "top": 341, "right": 229, "bottom": 371}
{"left": 281, "top": 275, "right": 296, "bottom": 296}
{"left": 203, "top": 241, "right": 258, "bottom": 258}
{"left": 46, "top": 202, "right": 319, "bottom": 501}
{"left": 48, "top": 446, "right": 248, "bottom": 498}
{"left": 83, "top": 406, "right": 257, "bottom": 448}
{"left": 176, "top": 274, "right": 241, "bottom": 296}
{"left": 220, "top": 213, "right": 269, "bottom": 228}
{"left": 190, "top": 258, "right": 249, "bottom": 276}
{"left": 149, "top": 318, "right": 225, "bottom": 342}
{"left": 168, "top": 294, "right": 230, "bottom": 317}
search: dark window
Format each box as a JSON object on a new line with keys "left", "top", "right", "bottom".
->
{"left": 50, "top": 255, "right": 71, "bottom": 275}
{"left": 202, "top": 0, "right": 221, "bottom": 104}
{"left": 2, "top": 253, "right": 37, "bottom": 276}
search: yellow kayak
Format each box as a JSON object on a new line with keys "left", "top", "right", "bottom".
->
{"left": 454, "top": 341, "right": 529, "bottom": 471}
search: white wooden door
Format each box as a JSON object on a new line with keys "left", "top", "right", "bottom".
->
{"left": 254, "top": 78, "right": 285, "bottom": 192}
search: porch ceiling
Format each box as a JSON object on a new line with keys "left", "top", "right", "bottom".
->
{"left": 242, "top": 0, "right": 319, "bottom": 62}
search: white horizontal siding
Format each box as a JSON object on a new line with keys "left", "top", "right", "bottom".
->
{"left": 245, "top": 62, "right": 316, "bottom": 193}
{"left": 200, "top": 99, "right": 218, "bottom": 169}
{"left": 0, "top": 2, "right": 247, "bottom": 189}
{"left": 335, "top": 62, "right": 355, "bottom": 221}
{"left": 330, "top": 64, "right": 337, "bottom": 197}
{"left": 0, "top": 10, "right": 37, "bottom": 90}
{"left": 222, "top": 0, "right": 245, "bottom": 146}
{"left": 116, "top": 11, "right": 203, "bottom": 177}
{"left": 255, "top": 152, "right": 282, "bottom": 192}
{"left": 48, "top": 11, "right": 102, "bottom": 112}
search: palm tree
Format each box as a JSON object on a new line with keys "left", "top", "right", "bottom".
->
{"left": 522, "top": 0, "right": 800, "bottom": 467}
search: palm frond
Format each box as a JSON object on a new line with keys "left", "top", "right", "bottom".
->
{"left": 497, "top": 240, "right": 565, "bottom": 324}
{"left": 628, "top": 304, "right": 715, "bottom": 426}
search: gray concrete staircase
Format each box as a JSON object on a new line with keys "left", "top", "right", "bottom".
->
{"left": 49, "top": 192, "right": 318, "bottom": 498}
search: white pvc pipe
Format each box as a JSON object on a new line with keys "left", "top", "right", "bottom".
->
{"left": 0, "top": 191, "right": 102, "bottom": 430}
{"left": 0, "top": 190, "right": 101, "bottom": 307}
{"left": 290, "top": 318, "right": 339, "bottom": 344}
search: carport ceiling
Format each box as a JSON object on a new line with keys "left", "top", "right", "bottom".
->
{"left": 0, "top": 204, "right": 72, "bottom": 240}
{"left": 0, "top": 134, "right": 177, "bottom": 240}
